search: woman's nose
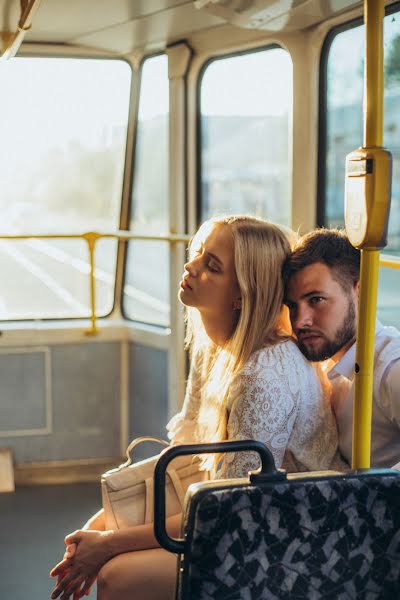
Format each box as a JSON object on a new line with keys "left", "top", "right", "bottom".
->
{"left": 184, "top": 261, "right": 198, "bottom": 276}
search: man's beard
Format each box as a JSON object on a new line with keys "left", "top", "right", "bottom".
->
{"left": 297, "top": 299, "right": 356, "bottom": 361}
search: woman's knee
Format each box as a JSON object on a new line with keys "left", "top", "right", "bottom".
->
{"left": 97, "top": 549, "right": 176, "bottom": 600}
{"left": 97, "top": 556, "right": 124, "bottom": 598}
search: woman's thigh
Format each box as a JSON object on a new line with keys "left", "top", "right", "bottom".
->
{"left": 97, "top": 547, "right": 177, "bottom": 600}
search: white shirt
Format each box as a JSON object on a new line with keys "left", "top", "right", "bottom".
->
{"left": 167, "top": 339, "right": 344, "bottom": 476}
{"left": 328, "top": 321, "right": 400, "bottom": 468}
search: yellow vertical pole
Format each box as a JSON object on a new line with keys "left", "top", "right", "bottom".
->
{"left": 364, "top": 0, "right": 384, "bottom": 147}
{"left": 352, "top": 0, "right": 384, "bottom": 469}
{"left": 84, "top": 232, "right": 99, "bottom": 336}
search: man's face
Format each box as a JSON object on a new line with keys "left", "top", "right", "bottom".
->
{"left": 286, "top": 262, "right": 358, "bottom": 361}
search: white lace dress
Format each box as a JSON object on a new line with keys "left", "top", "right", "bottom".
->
{"left": 167, "top": 339, "right": 345, "bottom": 477}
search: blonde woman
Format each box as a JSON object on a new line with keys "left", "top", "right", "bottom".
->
{"left": 50, "top": 215, "right": 342, "bottom": 600}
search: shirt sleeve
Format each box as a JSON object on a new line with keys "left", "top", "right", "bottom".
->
{"left": 221, "top": 347, "right": 300, "bottom": 478}
{"left": 166, "top": 349, "right": 203, "bottom": 443}
{"left": 380, "top": 358, "right": 400, "bottom": 427}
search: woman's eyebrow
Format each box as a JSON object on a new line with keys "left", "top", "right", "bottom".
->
{"left": 207, "top": 252, "right": 223, "bottom": 266}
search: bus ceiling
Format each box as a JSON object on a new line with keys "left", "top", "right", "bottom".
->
{"left": 0, "top": 0, "right": 374, "bottom": 57}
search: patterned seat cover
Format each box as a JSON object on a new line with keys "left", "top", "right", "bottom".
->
{"left": 180, "top": 473, "right": 400, "bottom": 599}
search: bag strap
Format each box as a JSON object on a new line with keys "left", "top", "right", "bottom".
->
{"left": 125, "top": 436, "right": 169, "bottom": 466}
{"left": 144, "top": 468, "right": 185, "bottom": 524}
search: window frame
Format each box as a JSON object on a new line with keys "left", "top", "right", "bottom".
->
{"left": 121, "top": 51, "right": 171, "bottom": 328}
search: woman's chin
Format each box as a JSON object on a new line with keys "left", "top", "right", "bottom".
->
{"left": 178, "top": 288, "right": 188, "bottom": 305}
{"left": 178, "top": 288, "right": 195, "bottom": 307}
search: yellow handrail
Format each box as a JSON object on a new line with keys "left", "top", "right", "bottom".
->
{"left": 0, "top": 231, "right": 191, "bottom": 242}
{"left": 0, "top": 229, "right": 397, "bottom": 336}
{"left": 352, "top": 0, "right": 385, "bottom": 469}
{"left": 379, "top": 254, "right": 400, "bottom": 269}
{"left": 0, "top": 230, "right": 191, "bottom": 334}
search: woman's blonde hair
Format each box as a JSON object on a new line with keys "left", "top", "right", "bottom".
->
{"left": 185, "top": 215, "right": 294, "bottom": 452}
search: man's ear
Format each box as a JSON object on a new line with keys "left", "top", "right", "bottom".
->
{"left": 354, "top": 280, "right": 360, "bottom": 297}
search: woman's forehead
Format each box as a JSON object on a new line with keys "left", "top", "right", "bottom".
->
{"left": 204, "top": 223, "right": 232, "bottom": 246}
{"left": 193, "top": 222, "right": 235, "bottom": 263}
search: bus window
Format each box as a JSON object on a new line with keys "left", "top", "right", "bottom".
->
{"left": 0, "top": 57, "right": 131, "bottom": 320}
{"left": 322, "top": 8, "right": 400, "bottom": 328}
{"left": 199, "top": 47, "right": 292, "bottom": 226}
{"left": 123, "top": 54, "right": 169, "bottom": 327}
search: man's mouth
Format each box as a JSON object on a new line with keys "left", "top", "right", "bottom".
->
{"left": 297, "top": 332, "right": 322, "bottom": 343}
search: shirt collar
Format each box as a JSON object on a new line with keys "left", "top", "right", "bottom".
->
{"left": 328, "top": 343, "right": 356, "bottom": 381}
{"left": 327, "top": 320, "right": 383, "bottom": 382}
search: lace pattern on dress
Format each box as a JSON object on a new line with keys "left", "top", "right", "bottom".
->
{"left": 167, "top": 340, "right": 344, "bottom": 476}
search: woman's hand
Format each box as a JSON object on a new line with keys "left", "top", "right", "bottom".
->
{"left": 56, "top": 545, "right": 95, "bottom": 599}
{"left": 50, "top": 530, "right": 114, "bottom": 599}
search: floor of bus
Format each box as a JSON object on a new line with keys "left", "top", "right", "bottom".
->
{"left": 0, "top": 482, "right": 101, "bottom": 600}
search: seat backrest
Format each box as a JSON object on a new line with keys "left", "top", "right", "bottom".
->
{"left": 179, "top": 472, "right": 400, "bottom": 599}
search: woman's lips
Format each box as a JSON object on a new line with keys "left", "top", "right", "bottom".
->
{"left": 180, "top": 279, "right": 192, "bottom": 291}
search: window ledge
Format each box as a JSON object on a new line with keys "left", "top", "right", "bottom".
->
{"left": 0, "top": 319, "right": 170, "bottom": 349}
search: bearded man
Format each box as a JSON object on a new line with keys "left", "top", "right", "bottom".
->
{"left": 284, "top": 228, "right": 400, "bottom": 468}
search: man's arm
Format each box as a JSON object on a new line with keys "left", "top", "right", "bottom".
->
{"left": 380, "top": 358, "right": 400, "bottom": 468}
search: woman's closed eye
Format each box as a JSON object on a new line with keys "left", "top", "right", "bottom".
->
{"left": 191, "top": 246, "right": 222, "bottom": 273}
{"left": 207, "top": 260, "right": 220, "bottom": 273}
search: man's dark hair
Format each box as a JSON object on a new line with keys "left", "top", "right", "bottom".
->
{"left": 283, "top": 228, "right": 360, "bottom": 294}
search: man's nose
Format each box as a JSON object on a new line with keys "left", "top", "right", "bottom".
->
{"left": 292, "top": 304, "right": 313, "bottom": 330}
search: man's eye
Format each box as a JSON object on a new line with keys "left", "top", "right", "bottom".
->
{"left": 310, "top": 296, "right": 324, "bottom": 304}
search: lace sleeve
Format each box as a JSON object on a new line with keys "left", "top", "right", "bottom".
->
{"left": 166, "top": 349, "right": 203, "bottom": 443}
{"left": 221, "top": 345, "right": 300, "bottom": 478}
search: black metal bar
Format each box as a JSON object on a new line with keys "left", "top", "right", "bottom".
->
{"left": 153, "top": 439, "right": 277, "bottom": 554}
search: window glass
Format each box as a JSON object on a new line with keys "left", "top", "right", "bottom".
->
{"left": 324, "top": 12, "right": 400, "bottom": 328}
{"left": 200, "top": 48, "right": 292, "bottom": 225}
{"left": 0, "top": 57, "right": 131, "bottom": 319}
{"left": 123, "top": 55, "right": 169, "bottom": 326}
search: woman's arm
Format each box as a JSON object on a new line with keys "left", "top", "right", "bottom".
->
{"left": 82, "top": 508, "right": 105, "bottom": 531}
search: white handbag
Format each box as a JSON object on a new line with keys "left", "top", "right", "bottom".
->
{"left": 101, "top": 436, "right": 209, "bottom": 529}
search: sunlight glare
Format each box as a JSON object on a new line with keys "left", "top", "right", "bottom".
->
{"left": 201, "top": 48, "right": 292, "bottom": 117}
